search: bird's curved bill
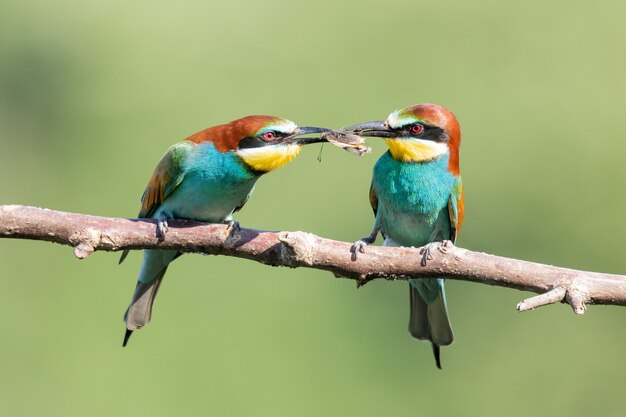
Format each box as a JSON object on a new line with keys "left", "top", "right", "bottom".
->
{"left": 289, "top": 126, "right": 332, "bottom": 145}
{"left": 341, "top": 121, "right": 395, "bottom": 138}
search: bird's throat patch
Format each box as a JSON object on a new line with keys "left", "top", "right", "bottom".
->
{"left": 385, "top": 139, "right": 448, "bottom": 163}
{"left": 236, "top": 144, "right": 301, "bottom": 173}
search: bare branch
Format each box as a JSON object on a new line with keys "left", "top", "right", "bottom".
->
{"left": 517, "top": 288, "right": 567, "bottom": 312}
{"left": 1, "top": 205, "right": 625, "bottom": 313}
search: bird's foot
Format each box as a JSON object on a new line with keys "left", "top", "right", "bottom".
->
{"left": 350, "top": 227, "right": 379, "bottom": 261}
{"left": 438, "top": 240, "right": 455, "bottom": 254}
{"left": 223, "top": 219, "right": 241, "bottom": 233}
{"left": 419, "top": 241, "right": 454, "bottom": 266}
{"left": 351, "top": 237, "right": 373, "bottom": 261}
{"left": 157, "top": 214, "right": 169, "bottom": 240}
{"left": 419, "top": 243, "right": 437, "bottom": 267}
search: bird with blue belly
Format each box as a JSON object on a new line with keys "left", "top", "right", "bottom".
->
{"left": 119, "top": 115, "right": 333, "bottom": 346}
{"left": 344, "top": 103, "right": 464, "bottom": 368}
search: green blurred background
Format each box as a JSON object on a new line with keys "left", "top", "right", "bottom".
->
{"left": 1, "top": 0, "right": 625, "bottom": 416}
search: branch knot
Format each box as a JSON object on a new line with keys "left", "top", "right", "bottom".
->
{"left": 69, "top": 228, "right": 102, "bottom": 259}
{"left": 278, "top": 231, "right": 317, "bottom": 266}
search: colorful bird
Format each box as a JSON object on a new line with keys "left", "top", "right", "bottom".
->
{"left": 344, "top": 104, "right": 464, "bottom": 368}
{"left": 119, "top": 115, "right": 332, "bottom": 346}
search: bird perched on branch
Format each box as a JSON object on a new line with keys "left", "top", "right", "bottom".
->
{"left": 344, "top": 104, "right": 464, "bottom": 368}
{"left": 119, "top": 115, "right": 332, "bottom": 346}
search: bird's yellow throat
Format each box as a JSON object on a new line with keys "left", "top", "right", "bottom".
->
{"left": 237, "top": 144, "right": 301, "bottom": 172}
{"left": 385, "top": 138, "right": 448, "bottom": 163}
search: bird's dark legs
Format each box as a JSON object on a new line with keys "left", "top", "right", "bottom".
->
{"left": 419, "top": 240, "right": 454, "bottom": 266}
{"left": 157, "top": 213, "right": 169, "bottom": 239}
{"left": 419, "top": 243, "right": 436, "bottom": 267}
{"left": 223, "top": 219, "right": 240, "bottom": 233}
{"left": 351, "top": 225, "right": 381, "bottom": 260}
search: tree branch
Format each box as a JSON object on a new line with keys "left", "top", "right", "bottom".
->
{"left": 1, "top": 205, "right": 625, "bottom": 313}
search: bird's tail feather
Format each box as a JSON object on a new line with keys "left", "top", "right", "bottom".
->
{"left": 123, "top": 267, "right": 167, "bottom": 342}
{"left": 119, "top": 249, "right": 130, "bottom": 264}
{"left": 408, "top": 283, "right": 454, "bottom": 368}
{"left": 408, "top": 284, "right": 430, "bottom": 340}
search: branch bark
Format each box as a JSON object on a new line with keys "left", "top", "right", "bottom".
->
{"left": 1, "top": 205, "right": 625, "bottom": 313}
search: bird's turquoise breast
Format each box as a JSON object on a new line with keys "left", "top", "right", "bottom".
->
{"left": 373, "top": 152, "right": 455, "bottom": 247}
{"left": 158, "top": 143, "right": 258, "bottom": 222}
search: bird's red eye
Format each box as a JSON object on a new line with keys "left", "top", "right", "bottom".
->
{"left": 262, "top": 132, "right": 276, "bottom": 141}
{"left": 410, "top": 124, "right": 424, "bottom": 134}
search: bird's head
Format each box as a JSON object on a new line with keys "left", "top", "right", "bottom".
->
{"left": 186, "top": 115, "right": 331, "bottom": 173}
{"left": 343, "top": 104, "right": 461, "bottom": 174}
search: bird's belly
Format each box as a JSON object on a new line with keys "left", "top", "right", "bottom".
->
{"left": 380, "top": 206, "right": 450, "bottom": 247}
{"left": 158, "top": 175, "right": 256, "bottom": 223}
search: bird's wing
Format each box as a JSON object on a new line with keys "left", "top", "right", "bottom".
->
{"left": 232, "top": 187, "right": 255, "bottom": 214}
{"left": 119, "top": 142, "right": 192, "bottom": 265}
{"left": 369, "top": 181, "right": 378, "bottom": 218}
{"left": 447, "top": 176, "right": 464, "bottom": 243}
{"left": 138, "top": 141, "right": 193, "bottom": 219}
{"left": 368, "top": 180, "right": 387, "bottom": 239}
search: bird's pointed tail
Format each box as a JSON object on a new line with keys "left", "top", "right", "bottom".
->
{"left": 408, "top": 281, "right": 454, "bottom": 369}
{"left": 122, "top": 267, "right": 167, "bottom": 346}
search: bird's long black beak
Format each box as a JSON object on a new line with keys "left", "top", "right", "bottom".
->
{"left": 289, "top": 126, "right": 333, "bottom": 145}
{"left": 341, "top": 121, "right": 396, "bottom": 138}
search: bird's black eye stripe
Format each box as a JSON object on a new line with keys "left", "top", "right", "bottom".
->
{"left": 238, "top": 131, "right": 290, "bottom": 149}
{"left": 238, "top": 136, "right": 266, "bottom": 149}
{"left": 400, "top": 124, "right": 447, "bottom": 142}
{"left": 259, "top": 131, "right": 288, "bottom": 142}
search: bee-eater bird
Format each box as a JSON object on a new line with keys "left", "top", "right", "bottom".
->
{"left": 119, "top": 115, "right": 332, "bottom": 347}
{"left": 345, "top": 103, "right": 464, "bottom": 368}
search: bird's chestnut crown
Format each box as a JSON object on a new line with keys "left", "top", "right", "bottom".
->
{"left": 237, "top": 118, "right": 299, "bottom": 149}
{"left": 342, "top": 103, "right": 461, "bottom": 171}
